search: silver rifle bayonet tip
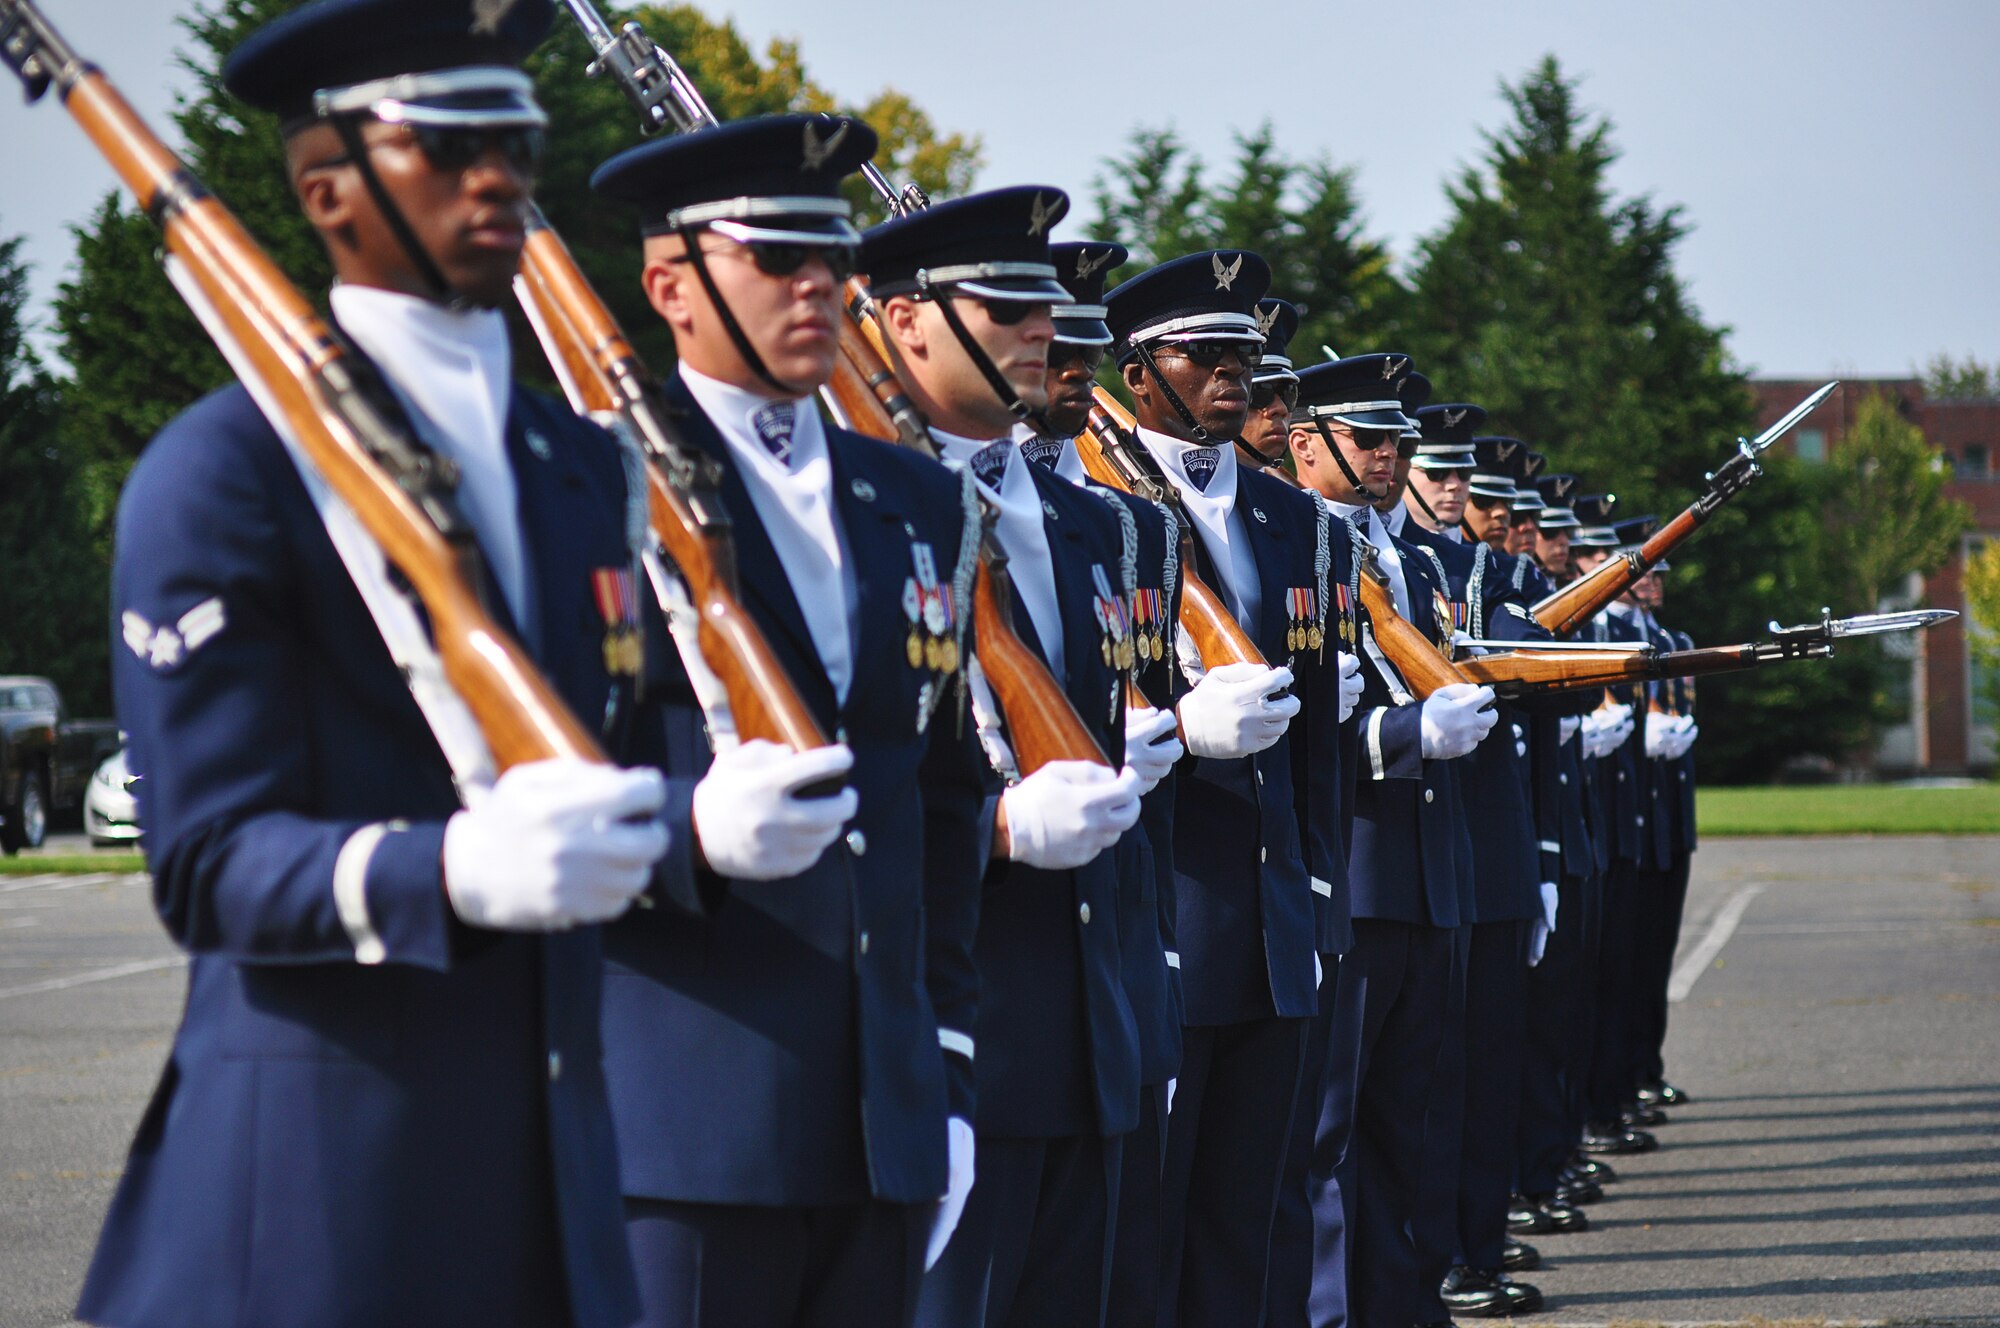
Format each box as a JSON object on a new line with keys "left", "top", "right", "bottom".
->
{"left": 1749, "top": 380, "right": 1839, "bottom": 455}
{"left": 1767, "top": 608, "right": 1957, "bottom": 639}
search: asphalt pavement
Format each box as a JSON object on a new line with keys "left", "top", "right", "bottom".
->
{"left": 2, "top": 838, "right": 1996, "bottom": 1326}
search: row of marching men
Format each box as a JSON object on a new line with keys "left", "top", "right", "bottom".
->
{"left": 74, "top": 2, "right": 1693, "bottom": 1326}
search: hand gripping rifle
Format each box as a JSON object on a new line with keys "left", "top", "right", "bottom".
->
{"left": 1447, "top": 609, "right": 1952, "bottom": 702}
{"left": 1533, "top": 381, "right": 1840, "bottom": 636}
{"left": 0, "top": 0, "right": 604, "bottom": 770}
{"left": 558, "top": 0, "right": 1107, "bottom": 773}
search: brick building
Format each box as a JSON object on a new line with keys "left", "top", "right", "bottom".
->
{"left": 1751, "top": 379, "right": 2000, "bottom": 775}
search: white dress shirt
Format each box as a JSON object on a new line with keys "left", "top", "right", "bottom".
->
{"left": 1012, "top": 423, "right": 1089, "bottom": 485}
{"left": 329, "top": 284, "right": 526, "bottom": 628}
{"left": 934, "top": 430, "right": 1066, "bottom": 682}
{"left": 680, "top": 364, "right": 856, "bottom": 703}
{"left": 1137, "top": 427, "right": 1261, "bottom": 631}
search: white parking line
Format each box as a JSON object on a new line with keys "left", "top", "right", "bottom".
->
{"left": 0, "top": 956, "right": 184, "bottom": 1001}
{"left": 1668, "top": 883, "right": 1765, "bottom": 1002}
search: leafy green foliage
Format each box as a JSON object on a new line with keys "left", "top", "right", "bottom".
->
{"left": 0, "top": 231, "right": 110, "bottom": 713}
{"left": 1923, "top": 352, "right": 1996, "bottom": 402}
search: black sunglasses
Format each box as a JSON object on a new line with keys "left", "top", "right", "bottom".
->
{"left": 1251, "top": 380, "right": 1300, "bottom": 412}
{"left": 1159, "top": 339, "right": 1264, "bottom": 369}
{"left": 1422, "top": 466, "right": 1476, "bottom": 482}
{"left": 1049, "top": 342, "right": 1107, "bottom": 375}
{"left": 674, "top": 239, "right": 858, "bottom": 283}
{"left": 969, "top": 296, "right": 1046, "bottom": 326}
{"left": 1470, "top": 493, "right": 1513, "bottom": 510}
{"left": 406, "top": 123, "right": 547, "bottom": 176}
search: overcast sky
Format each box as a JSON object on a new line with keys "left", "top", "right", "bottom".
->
{"left": 3, "top": 0, "right": 1995, "bottom": 379}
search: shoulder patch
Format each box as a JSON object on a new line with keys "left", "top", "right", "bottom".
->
{"left": 122, "top": 597, "right": 227, "bottom": 673}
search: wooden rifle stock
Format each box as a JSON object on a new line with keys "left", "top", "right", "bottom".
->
{"left": 1531, "top": 501, "right": 1698, "bottom": 636}
{"left": 513, "top": 217, "right": 834, "bottom": 757}
{"left": 831, "top": 290, "right": 1109, "bottom": 774}
{"left": 1455, "top": 641, "right": 1770, "bottom": 701}
{"left": 7, "top": 12, "right": 604, "bottom": 769}
{"left": 1353, "top": 549, "right": 1470, "bottom": 699}
{"left": 1072, "top": 390, "right": 1267, "bottom": 670}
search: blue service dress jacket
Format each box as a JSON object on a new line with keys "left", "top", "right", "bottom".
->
{"left": 601, "top": 378, "right": 989, "bottom": 1207}
{"left": 1173, "top": 469, "right": 1347, "bottom": 1027}
{"left": 1667, "top": 626, "right": 1699, "bottom": 855}
{"left": 1590, "top": 607, "right": 1658, "bottom": 870}
{"left": 966, "top": 462, "right": 1142, "bottom": 1139}
{"left": 1400, "top": 526, "right": 1553, "bottom": 924}
{"left": 1344, "top": 516, "right": 1466, "bottom": 928}
{"left": 80, "top": 383, "right": 653, "bottom": 1328}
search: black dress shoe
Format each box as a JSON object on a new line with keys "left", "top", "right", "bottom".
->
{"left": 1570, "top": 1154, "right": 1618, "bottom": 1183}
{"left": 1639, "top": 1078, "right": 1690, "bottom": 1107}
{"left": 1556, "top": 1172, "right": 1603, "bottom": 1205}
{"left": 1441, "top": 1267, "right": 1546, "bottom": 1317}
{"left": 1500, "top": 1238, "right": 1540, "bottom": 1272}
{"left": 1623, "top": 1102, "right": 1668, "bottom": 1127}
{"left": 1580, "top": 1123, "right": 1658, "bottom": 1155}
{"left": 1507, "top": 1195, "right": 1588, "bottom": 1233}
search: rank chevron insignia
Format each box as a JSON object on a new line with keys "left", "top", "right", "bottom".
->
{"left": 801, "top": 118, "right": 849, "bottom": 172}
{"left": 1211, "top": 252, "right": 1244, "bottom": 291}
{"left": 122, "top": 597, "right": 226, "bottom": 672}
{"left": 1026, "top": 191, "right": 1057, "bottom": 237}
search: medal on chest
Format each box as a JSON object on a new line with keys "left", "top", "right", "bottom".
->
{"left": 591, "top": 566, "right": 643, "bottom": 677}
{"left": 1334, "top": 582, "right": 1357, "bottom": 648}
{"left": 1090, "top": 563, "right": 1135, "bottom": 674}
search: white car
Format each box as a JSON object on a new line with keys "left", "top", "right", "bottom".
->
{"left": 84, "top": 748, "right": 140, "bottom": 847}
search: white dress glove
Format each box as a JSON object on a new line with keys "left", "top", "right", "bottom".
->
{"left": 1124, "top": 705, "right": 1186, "bottom": 795}
{"left": 1001, "top": 761, "right": 1143, "bottom": 870}
{"left": 1584, "top": 702, "right": 1634, "bottom": 759}
{"left": 1419, "top": 683, "right": 1498, "bottom": 761}
{"left": 1178, "top": 662, "right": 1300, "bottom": 759}
{"left": 1336, "top": 652, "right": 1364, "bottom": 724}
{"left": 1450, "top": 629, "right": 1489, "bottom": 657}
{"left": 1667, "top": 716, "right": 1699, "bottom": 759}
{"left": 1559, "top": 715, "right": 1582, "bottom": 746}
{"left": 1645, "top": 709, "right": 1675, "bottom": 759}
{"left": 926, "top": 1115, "right": 976, "bottom": 1270}
{"left": 1528, "top": 882, "right": 1559, "bottom": 966}
{"left": 443, "top": 758, "right": 668, "bottom": 931}
{"left": 692, "top": 741, "right": 858, "bottom": 881}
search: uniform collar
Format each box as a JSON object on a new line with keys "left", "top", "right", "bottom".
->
{"left": 677, "top": 362, "right": 826, "bottom": 478}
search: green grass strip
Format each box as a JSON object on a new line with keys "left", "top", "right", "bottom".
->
{"left": 0, "top": 854, "right": 146, "bottom": 875}
{"left": 1699, "top": 783, "right": 2000, "bottom": 837}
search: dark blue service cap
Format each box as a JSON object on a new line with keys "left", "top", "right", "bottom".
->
{"left": 1250, "top": 298, "right": 1300, "bottom": 383}
{"left": 1398, "top": 371, "right": 1433, "bottom": 438}
{"left": 1411, "top": 402, "right": 1483, "bottom": 466}
{"left": 1049, "top": 240, "right": 1128, "bottom": 346}
{"left": 224, "top": 0, "right": 553, "bottom": 129}
{"left": 1571, "top": 493, "right": 1620, "bottom": 547}
{"left": 1470, "top": 436, "right": 1522, "bottom": 499}
{"left": 1535, "top": 473, "right": 1582, "bottom": 529}
{"left": 1105, "top": 250, "right": 1272, "bottom": 364}
{"left": 861, "top": 186, "right": 1073, "bottom": 303}
{"left": 591, "top": 114, "right": 876, "bottom": 243}
{"left": 1291, "top": 352, "right": 1419, "bottom": 433}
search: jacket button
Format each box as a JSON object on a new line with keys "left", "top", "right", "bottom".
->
{"left": 547, "top": 1051, "right": 562, "bottom": 1082}
{"left": 1256, "top": 769, "right": 1265, "bottom": 786}
{"left": 846, "top": 828, "right": 867, "bottom": 856}
{"left": 859, "top": 930, "right": 871, "bottom": 955}
{"left": 1424, "top": 788, "right": 1435, "bottom": 804}
{"left": 1078, "top": 903, "right": 1091, "bottom": 925}
{"left": 1259, "top": 847, "right": 1267, "bottom": 863}
{"left": 1618, "top": 771, "right": 1627, "bottom": 782}
{"left": 1680, "top": 771, "right": 1688, "bottom": 783}
{"left": 1560, "top": 772, "right": 1569, "bottom": 785}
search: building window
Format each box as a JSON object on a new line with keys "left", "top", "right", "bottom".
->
{"left": 1795, "top": 427, "right": 1825, "bottom": 463}
{"left": 1958, "top": 444, "right": 1989, "bottom": 480}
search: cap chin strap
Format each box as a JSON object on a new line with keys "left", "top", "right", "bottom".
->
{"left": 332, "top": 116, "right": 462, "bottom": 308}
{"left": 1132, "top": 341, "right": 1209, "bottom": 441}
{"left": 1234, "top": 439, "right": 1283, "bottom": 471}
{"left": 922, "top": 278, "right": 1033, "bottom": 423}
{"left": 675, "top": 224, "right": 807, "bottom": 398}
{"left": 1405, "top": 480, "right": 1442, "bottom": 528}
{"left": 1313, "top": 419, "right": 1374, "bottom": 501}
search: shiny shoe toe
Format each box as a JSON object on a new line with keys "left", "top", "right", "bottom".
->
{"left": 1441, "top": 1267, "right": 1545, "bottom": 1317}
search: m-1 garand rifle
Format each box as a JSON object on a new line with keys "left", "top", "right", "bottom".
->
{"left": 557, "top": 0, "right": 1109, "bottom": 773}
{"left": 1415, "top": 609, "right": 1952, "bottom": 702}
{"left": 0, "top": 0, "right": 604, "bottom": 771}
{"left": 1532, "top": 381, "right": 1840, "bottom": 636}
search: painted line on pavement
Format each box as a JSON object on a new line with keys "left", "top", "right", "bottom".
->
{"left": 0, "top": 956, "right": 184, "bottom": 1001}
{"left": 1669, "top": 883, "right": 1765, "bottom": 1003}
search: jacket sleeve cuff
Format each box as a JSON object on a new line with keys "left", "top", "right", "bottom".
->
{"left": 1363, "top": 705, "right": 1425, "bottom": 780}
{"left": 349, "top": 819, "right": 453, "bottom": 971}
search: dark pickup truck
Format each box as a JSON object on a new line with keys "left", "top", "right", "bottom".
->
{"left": 0, "top": 676, "right": 120, "bottom": 853}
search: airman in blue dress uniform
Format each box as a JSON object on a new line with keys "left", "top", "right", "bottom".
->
{"left": 80, "top": 3, "right": 671, "bottom": 1323}
{"left": 587, "top": 115, "right": 993, "bottom": 1328}
{"left": 857, "top": 185, "right": 1149, "bottom": 1328}
{"left": 1284, "top": 352, "right": 1499, "bottom": 1328}
{"left": 1105, "top": 250, "right": 1355, "bottom": 1327}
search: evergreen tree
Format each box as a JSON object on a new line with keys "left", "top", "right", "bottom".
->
{"left": 0, "top": 231, "right": 109, "bottom": 714}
